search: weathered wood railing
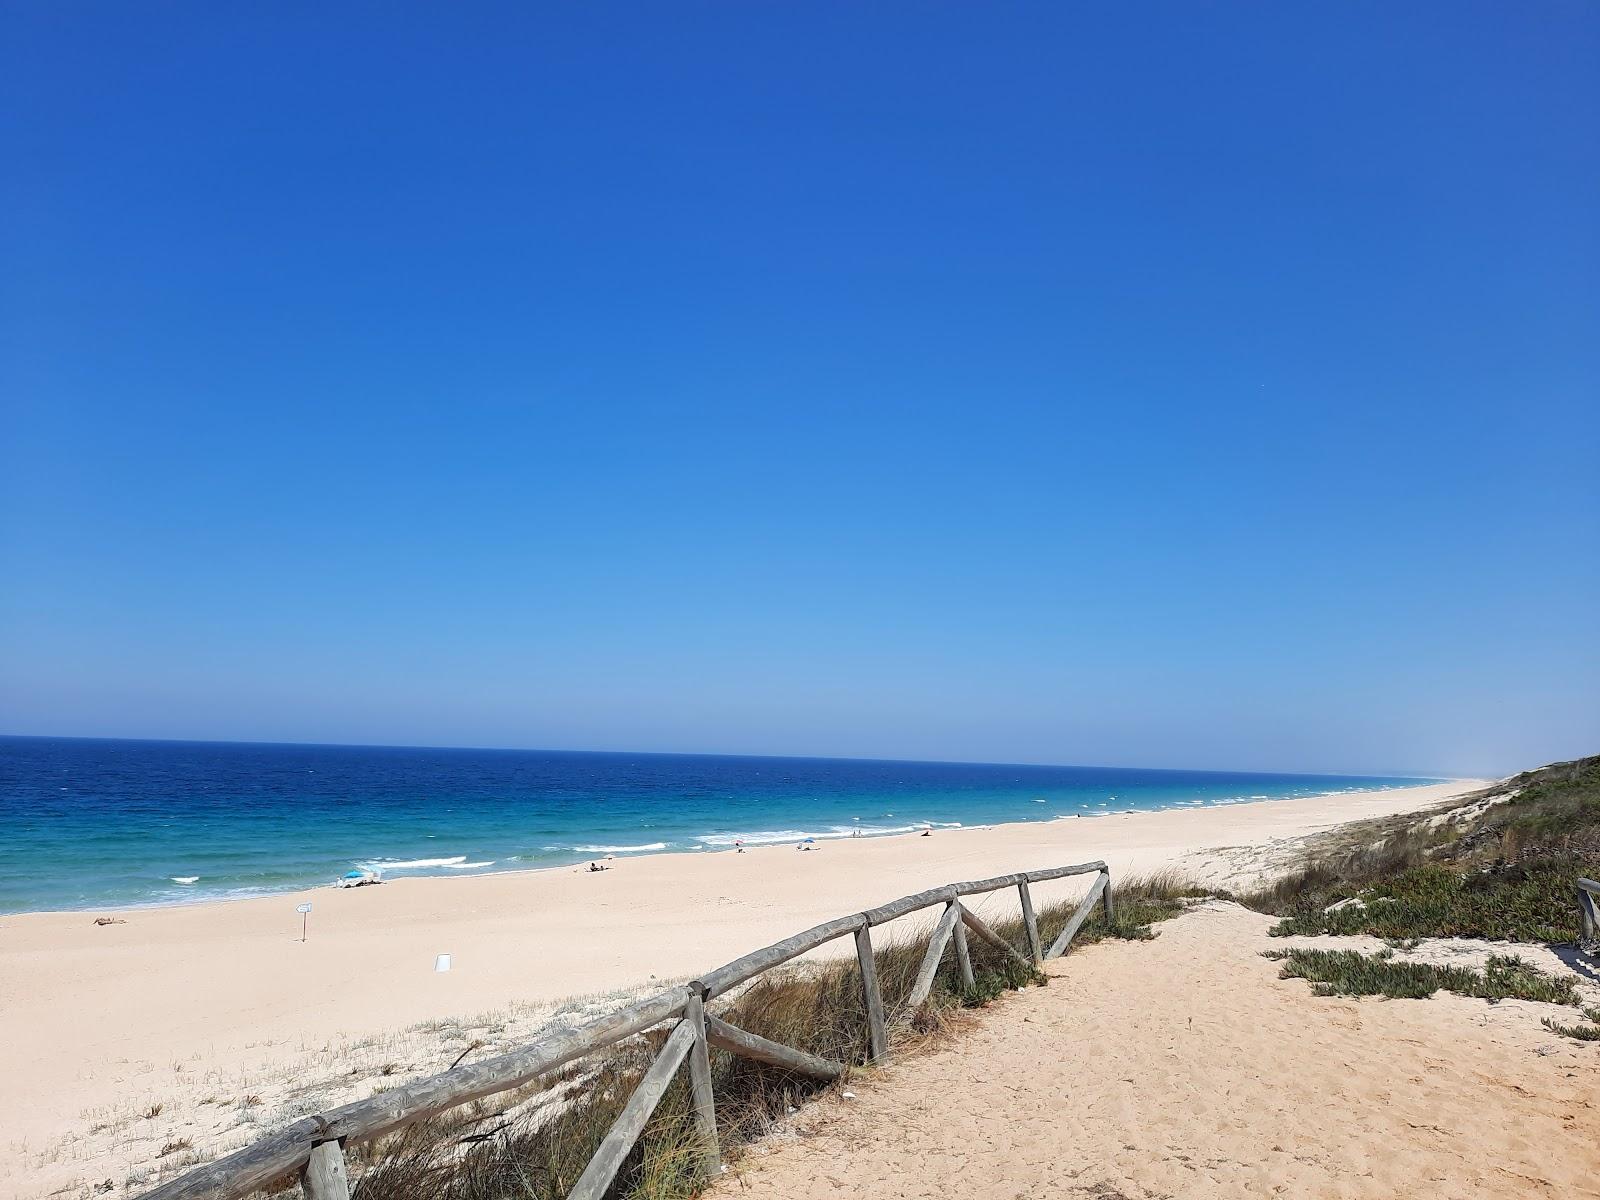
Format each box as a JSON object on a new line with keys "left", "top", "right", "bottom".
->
{"left": 139, "top": 861, "right": 1113, "bottom": 1200}
{"left": 1579, "top": 877, "right": 1600, "bottom": 953}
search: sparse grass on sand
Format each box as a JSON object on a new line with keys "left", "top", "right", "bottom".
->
{"left": 1543, "top": 1008, "right": 1600, "bottom": 1041}
{"left": 1263, "top": 948, "right": 1579, "bottom": 1005}
{"left": 332, "top": 873, "right": 1194, "bottom": 1200}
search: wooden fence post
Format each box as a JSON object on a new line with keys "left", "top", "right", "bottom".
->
{"left": 706, "top": 1015, "right": 847, "bottom": 1079}
{"left": 1101, "top": 869, "right": 1115, "bottom": 925}
{"left": 1579, "top": 881, "right": 1599, "bottom": 949}
{"left": 569, "top": 1020, "right": 696, "bottom": 1200}
{"left": 906, "top": 900, "right": 961, "bottom": 1010}
{"left": 951, "top": 902, "right": 976, "bottom": 989}
{"left": 854, "top": 924, "right": 889, "bottom": 1063}
{"left": 1046, "top": 872, "right": 1108, "bottom": 959}
{"left": 684, "top": 986, "right": 720, "bottom": 1178}
{"left": 959, "top": 905, "right": 1036, "bottom": 973}
{"left": 300, "top": 1140, "right": 349, "bottom": 1200}
{"left": 1018, "top": 879, "right": 1042, "bottom": 964}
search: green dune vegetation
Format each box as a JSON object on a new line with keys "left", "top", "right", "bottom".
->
{"left": 1245, "top": 756, "right": 1599, "bottom": 942}
{"left": 1240, "top": 755, "right": 1599, "bottom": 1024}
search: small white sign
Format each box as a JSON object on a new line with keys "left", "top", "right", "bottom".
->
{"left": 296, "top": 903, "right": 313, "bottom": 914}
{"left": 435, "top": 953, "right": 452, "bottom": 973}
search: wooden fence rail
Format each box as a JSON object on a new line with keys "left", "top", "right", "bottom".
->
{"left": 1579, "top": 877, "right": 1600, "bottom": 952}
{"left": 139, "top": 861, "right": 1112, "bottom": 1200}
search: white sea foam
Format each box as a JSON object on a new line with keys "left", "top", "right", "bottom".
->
{"left": 170, "top": 876, "right": 199, "bottom": 884}
{"left": 366, "top": 856, "right": 468, "bottom": 870}
{"left": 447, "top": 861, "right": 496, "bottom": 869}
{"left": 695, "top": 829, "right": 817, "bottom": 847}
{"left": 696, "top": 821, "right": 961, "bottom": 848}
{"left": 567, "top": 842, "right": 669, "bottom": 854}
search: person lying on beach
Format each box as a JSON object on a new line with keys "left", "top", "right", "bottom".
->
{"left": 587, "top": 861, "right": 609, "bottom": 872}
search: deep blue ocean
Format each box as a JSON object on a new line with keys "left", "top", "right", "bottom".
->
{"left": 0, "top": 736, "right": 1438, "bottom": 914}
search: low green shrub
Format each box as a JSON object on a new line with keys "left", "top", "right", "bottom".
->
{"left": 1260, "top": 859, "right": 1592, "bottom": 943}
{"left": 1543, "top": 1017, "right": 1600, "bottom": 1041}
{"left": 1238, "top": 756, "right": 1600, "bottom": 945}
{"left": 1270, "top": 948, "right": 1579, "bottom": 1005}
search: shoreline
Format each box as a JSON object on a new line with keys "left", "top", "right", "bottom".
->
{"left": 2, "top": 777, "right": 1451, "bottom": 919}
{"left": 0, "top": 777, "right": 1490, "bottom": 1199}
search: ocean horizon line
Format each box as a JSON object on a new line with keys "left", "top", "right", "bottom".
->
{"left": 0, "top": 731, "right": 1457, "bottom": 782}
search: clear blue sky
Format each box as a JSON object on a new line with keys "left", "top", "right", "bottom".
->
{"left": 2, "top": 4, "right": 1596, "bottom": 777}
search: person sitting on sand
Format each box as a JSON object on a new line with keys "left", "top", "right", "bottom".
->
{"left": 921, "top": 828, "right": 931, "bottom": 837}
{"left": 587, "top": 861, "right": 608, "bottom": 872}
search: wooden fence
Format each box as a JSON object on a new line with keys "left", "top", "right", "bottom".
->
{"left": 1580, "top": 877, "right": 1599, "bottom": 952}
{"left": 139, "top": 860, "right": 1113, "bottom": 1200}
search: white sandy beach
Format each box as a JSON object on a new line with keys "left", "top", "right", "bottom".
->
{"left": 0, "top": 780, "right": 1491, "bottom": 1198}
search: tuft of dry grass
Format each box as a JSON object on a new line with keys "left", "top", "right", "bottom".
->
{"left": 1544, "top": 1009, "right": 1600, "bottom": 1040}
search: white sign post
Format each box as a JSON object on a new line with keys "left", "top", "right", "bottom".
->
{"left": 297, "top": 902, "right": 313, "bottom": 942}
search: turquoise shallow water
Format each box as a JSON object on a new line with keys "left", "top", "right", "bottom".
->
{"left": 0, "top": 736, "right": 1439, "bottom": 913}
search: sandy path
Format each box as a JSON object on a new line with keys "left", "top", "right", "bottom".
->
{"left": 0, "top": 780, "right": 1484, "bottom": 1197}
{"left": 715, "top": 900, "right": 1599, "bottom": 1200}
